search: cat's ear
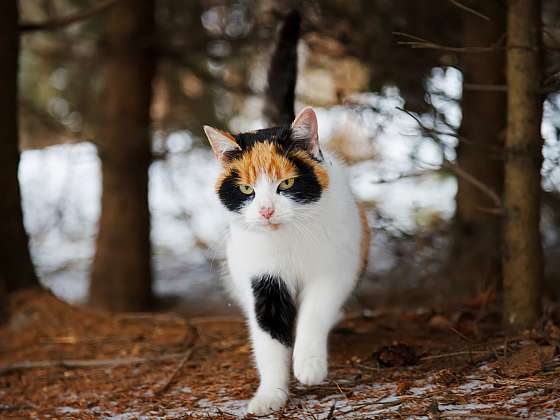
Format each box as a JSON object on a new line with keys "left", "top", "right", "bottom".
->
{"left": 203, "top": 125, "right": 241, "bottom": 165}
{"left": 291, "top": 106, "right": 323, "bottom": 161}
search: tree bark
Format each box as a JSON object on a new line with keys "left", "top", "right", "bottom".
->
{"left": 0, "top": 1, "right": 39, "bottom": 293}
{"left": 89, "top": 0, "right": 156, "bottom": 312}
{"left": 503, "top": 0, "right": 544, "bottom": 329}
{"left": 0, "top": 276, "right": 6, "bottom": 324}
{"left": 450, "top": 1, "right": 506, "bottom": 293}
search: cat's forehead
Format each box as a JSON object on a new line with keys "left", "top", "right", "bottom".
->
{"left": 217, "top": 141, "right": 329, "bottom": 192}
{"left": 229, "top": 142, "right": 297, "bottom": 185}
{"left": 233, "top": 126, "right": 291, "bottom": 150}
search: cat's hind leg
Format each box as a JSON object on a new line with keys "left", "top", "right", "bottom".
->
{"left": 246, "top": 274, "right": 295, "bottom": 415}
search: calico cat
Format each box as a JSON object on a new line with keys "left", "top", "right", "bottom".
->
{"left": 202, "top": 12, "right": 369, "bottom": 416}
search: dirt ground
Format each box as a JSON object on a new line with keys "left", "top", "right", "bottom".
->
{"left": 1, "top": 289, "right": 559, "bottom": 419}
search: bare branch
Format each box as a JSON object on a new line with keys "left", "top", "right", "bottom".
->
{"left": 395, "top": 107, "right": 464, "bottom": 143}
{"left": 20, "top": 0, "right": 120, "bottom": 33}
{"left": 449, "top": 0, "right": 490, "bottom": 21}
{"left": 395, "top": 32, "right": 560, "bottom": 54}
{"left": 395, "top": 107, "right": 503, "bottom": 212}
{"left": 394, "top": 32, "right": 502, "bottom": 53}
{"left": 442, "top": 160, "right": 503, "bottom": 210}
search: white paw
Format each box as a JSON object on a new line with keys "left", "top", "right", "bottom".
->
{"left": 247, "top": 389, "right": 287, "bottom": 416}
{"left": 293, "top": 353, "right": 328, "bottom": 385}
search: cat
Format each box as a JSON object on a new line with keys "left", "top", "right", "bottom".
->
{"left": 202, "top": 12, "right": 369, "bottom": 416}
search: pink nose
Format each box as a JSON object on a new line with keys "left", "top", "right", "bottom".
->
{"left": 259, "top": 207, "right": 275, "bottom": 219}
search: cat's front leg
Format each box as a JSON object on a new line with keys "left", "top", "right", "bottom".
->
{"left": 293, "top": 279, "right": 350, "bottom": 385}
{"left": 246, "top": 274, "right": 296, "bottom": 415}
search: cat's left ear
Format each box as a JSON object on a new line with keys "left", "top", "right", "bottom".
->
{"left": 291, "top": 106, "right": 323, "bottom": 161}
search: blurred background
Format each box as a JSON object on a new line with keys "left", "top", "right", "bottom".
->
{"left": 6, "top": 0, "right": 560, "bottom": 316}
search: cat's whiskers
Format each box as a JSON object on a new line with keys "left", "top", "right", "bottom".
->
{"left": 290, "top": 216, "right": 323, "bottom": 248}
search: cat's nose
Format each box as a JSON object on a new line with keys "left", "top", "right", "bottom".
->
{"left": 259, "top": 207, "right": 275, "bottom": 219}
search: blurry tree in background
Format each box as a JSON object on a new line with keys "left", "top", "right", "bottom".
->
{"left": 503, "top": 0, "right": 544, "bottom": 329}
{"left": 0, "top": 1, "right": 39, "bottom": 303}
{"left": 89, "top": 0, "right": 156, "bottom": 311}
{"left": 450, "top": 0, "right": 505, "bottom": 293}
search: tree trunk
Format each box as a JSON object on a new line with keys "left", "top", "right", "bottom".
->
{"left": 0, "top": 1, "right": 39, "bottom": 293}
{"left": 450, "top": 1, "right": 506, "bottom": 293}
{"left": 89, "top": 0, "right": 156, "bottom": 312}
{"left": 0, "top": 276, "right": 6, "bottom": 324}
{"left": 503, "top": 0, "right": 544, "bottom": 329}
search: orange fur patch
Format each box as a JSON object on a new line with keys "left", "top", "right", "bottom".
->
{"left": 231, "top": 142, "right": 297, "bottom": 185}
{"left": 357, "top": 202, "right": 370, "bottom": 275}
{"left": 217, "top": 142, "right": 330, "bottom": 191}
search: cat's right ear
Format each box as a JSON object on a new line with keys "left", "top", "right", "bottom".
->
{"left": 203, "top": 126, "right": 241, "bottom": 165}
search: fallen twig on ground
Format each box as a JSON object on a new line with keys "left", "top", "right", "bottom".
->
{"left": 152, "top": 320, "right": 199, "bottom": 396}
{"left": 0, "top": 353, "right": 186, "bottom": 376}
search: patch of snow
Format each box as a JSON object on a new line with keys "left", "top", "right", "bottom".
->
{"left": 439, "top": 402, "right": 494, "bottom": 411}
{"left": 56, "top": 406, "right": 81, "bottom": 414}
{"left": 457, "top": 379, "right": 494, "bottom": 393}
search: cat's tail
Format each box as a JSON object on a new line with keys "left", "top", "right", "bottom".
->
{"left": 263, "top": 10, "right": 301, "bottom": 126}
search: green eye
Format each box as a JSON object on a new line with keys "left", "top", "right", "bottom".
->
{"left": 239, "top": 184, "right": 254, "bottom": 195}
{"left": 278, "top": 178, "right": 295, "bottom": 190}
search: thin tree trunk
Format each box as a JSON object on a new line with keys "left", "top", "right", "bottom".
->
{"left": 449, "top": 1, "right": 506, "bottom": 293}
{"left": 89, "top": 0, "right": 156, "bottom": 312}
{"left": 503, "top": 0, "right": 544, "bottom": 329}
{"left": 0, "top": 1, "right": 39, "bottom": 293}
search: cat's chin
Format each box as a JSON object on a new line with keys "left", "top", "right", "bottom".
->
{"left": 248, "top": 221, "right": 283, "bottom": 232}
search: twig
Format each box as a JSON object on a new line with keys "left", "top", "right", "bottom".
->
{"left": 0, "top": 353, "right": 186, "bottom": 376}
{"left": 152, "top": 347, "right": 195, "bottom": 396}
{"left": 395, "top": 106, "right": 503, "bottom": 211}
{"left": 396, "top": 106, "right": 465, "bottom": 144}
{"left": 333, "top": 380, "right": 350, "bottom": 401}
{"left": 326, "top": 401, "right": 337, "bottom": 419}
{"left": 20, "top": 0, "right": 120, "bottom": 32}
{"left": 442, "top": 160, "right": 503, "bottom": 210}
{"left": 449, "top": 0, "right": 490, "bottom": 21}
{"left": 339, "top": 394, "right": 408, "bottom": 415}
{"left": 394, "top": 32, "right": 502, "bottom": 53}
{"left": 187, "top": 315, "right": 245, "bottom": 325}
{"left": 427, "top": 398, "right": 442, "bottom": 420}
{"left": 448, "top": 326, "right": 472, "bottom": 343}
{"left": 115, "top": 312, "right": 187, "bottom": 324}
{"left": 152, "top": 321, "right": 198, "bottom": 396}
{"left": 421, "top": 350, "right": 491, "bottom": 361}
{"left": 441, "top": 413, "right": 521, "bottom": 419}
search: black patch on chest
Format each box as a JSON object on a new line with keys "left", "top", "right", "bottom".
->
{"left": 280, "top": 155, "right": 323, "bottom": 204}
{"left": 217, "top": 169, "right": 254, "bottom": 212}
{"left": 252, "top": 274, "right": 296, "bottom": 346}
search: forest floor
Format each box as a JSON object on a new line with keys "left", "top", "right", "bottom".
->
{"left": 1, "top": 289, "right": 559, "bottom": 419}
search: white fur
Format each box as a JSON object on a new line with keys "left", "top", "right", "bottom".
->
{"left": 221, "top": 152, "right": 362, "bottom": 415}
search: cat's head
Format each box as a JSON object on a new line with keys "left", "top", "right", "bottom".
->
{"left": 203, "top": 107, "right": 329, "bottom": 231}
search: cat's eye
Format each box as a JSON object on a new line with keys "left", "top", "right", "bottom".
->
{"left": 239, "top": 184, "right": 254, "bottom": 195}
{"left": 278, "top": 178, "right": 295, "bottom": 190}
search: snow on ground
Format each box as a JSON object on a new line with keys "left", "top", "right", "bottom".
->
{"left": 52, "top": 375, "right": 560, "bottom": 419}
